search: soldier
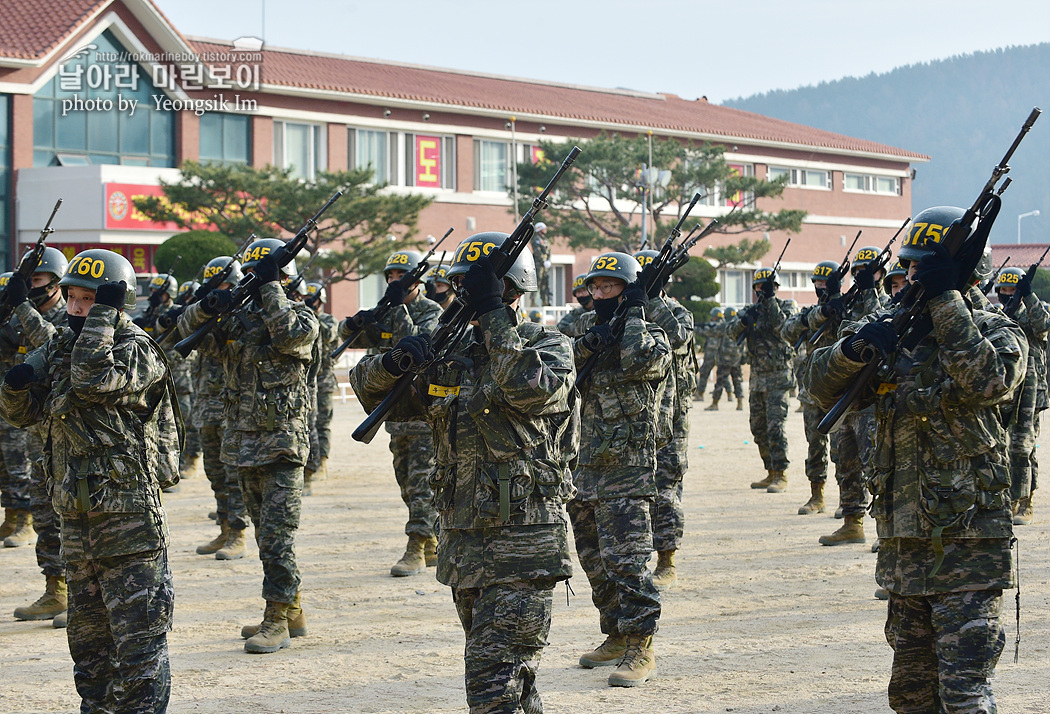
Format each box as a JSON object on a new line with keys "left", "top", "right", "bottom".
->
{"left": 883, "top": 259, "right": 909, "bottom": 299}
{"left": 695, "top": 306, "right": 723, "bottom": 403}
{"left": 350, "top": 234, "right": 576, "bottom": 713}
{"left": 338, "top": 250, "right": 441, "bottom": 576}
{"left": 172, "top": 280, "right": 202, "bottom": 478}
{"left": 806, "top": 206, "right": 1026, "bottom": 713}
{"left": 531, "top": 221, "right": 553, "bottom": 306}
{"left": 994, "top": 267, "right": 1049, "bottom": 525}
{"left": 0, "top": 273, "right": 33, "bottom": 549}
{"left": 179, "top": 238, "right": 318, "bottom": 653}
{"left": 727, "top": 267, "right": 797, "bottom": 492}
{"left": 571, "top": 251, "right": 670, "bottom": 687}
{"left": 172, "top": 258, "right": 249, "bottom": 562}
{"left": 0, "top": 249, "right": 179, "bottom": 712}
{"left": 710, "top": 307, "right": 746, "bottom": 411}
{"left": 305, "top": 282, "right": 338, "bottom": 483}
{"left": 424, "top": 264, "right": 456, "bottom": 310}
{"left": 556, "top": 273, "right": 594, "bottom": 338}
{"left": 634, "top": 249, "right": 694, "bottom": 591}
{"left": 781, "top": 261, "right": 840, "bottom": 515}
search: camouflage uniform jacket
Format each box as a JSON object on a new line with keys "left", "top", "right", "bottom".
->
{"left": 647, "top": 295, "right": 694, "bottom": 447}
{"left": 181, "top": 282, "right": 318, "bottom": 468}
{"left": 350, "top": 307, "right": 576, "bottom": 589}
{"left": 1016, "top": 293, "right": 1050, "bottom": 411}
{"left": 573, "top": 305, "right": 672, "bottom": 500}
{"left": 316, "top": 311, "right": 339, "bottom": 392}
{"left": 715, "top": 322, "right": 743, "bottom": 367}
{"left": 0, "top": 306, "right": 180, "bottom": 561}
{"left": 0, "top": 297, "right": 66, "bottom": 369}
{"left": 727, "top": 296, "right": 797, "bottom": 390}
{"left": 181, "top": 313, "right": 226, "bottom": 429}
{"left": 557, "top": 304, "right": 590, "bottom": 338}
{"left": 782, "top": 303, "right": 838, "bottom": 405}
{"left": 695, "top": 320, "right": 723, "bottom": 360}
{"left": 340, "top": 290, "right": 440, "bottom": 436}
{"left": 806, "top": 290, "right": 1027, "bottom": 595}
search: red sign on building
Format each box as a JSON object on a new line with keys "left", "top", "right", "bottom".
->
{"left": 104, "top": 183, "right": 182, "bottom": 231}
{"left": 415, "top": 135, "right": 441, "bottom": 188}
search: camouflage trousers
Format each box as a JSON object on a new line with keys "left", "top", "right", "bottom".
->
{"left": 27, "top": 429, "right": 61, "bottom": 577}
{"left": 389, "top": 433, "right": 438, "bottom": 538}
{"left": 177, "top": 392, "right": 201, "bottom": 472}
{"left": 568, "top": 496, "right": 661, "bottom": 637}
{"left": 832, "top": 408, "right": 873, "bottom": 518}
{"left": 885, "top": 589, "right": 1005, "bottom": 714}
{"left": 0, "top": 420, "right": 29, "bottom": 510}
{"left": 67, "top": 549, "right": 173, "bottom": 714}
{"left": 711, "top": 364, "right": 744, "bottom": 400}
{"left": 801, "top": 403, "right": 830, "bottom": 485}
{"left": 308, "top": 376, "right": 336, "bottom": 471}
{"left": 650, "top": 437, "right": 687, "bottom": 552}
{"left": 696, "top": 357, "right": 715, "bottom": 396}
{"left": 452, "top": 579, "right": 556, "bottom": 714}
{"left": 201, "top": 423, "right": 248, "bottom": 530}
{"left": 1008, "top": 411, "right": 1039, "bottom": 503}
{"left": 749, "top": 387, "right": 790, "bottom": 472}
{"left": 237, "top": 461, "right": 303, "bottom": 604}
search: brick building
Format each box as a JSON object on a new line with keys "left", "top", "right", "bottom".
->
{"left": 0, "top": 0, "right": 927, "bottom": 319}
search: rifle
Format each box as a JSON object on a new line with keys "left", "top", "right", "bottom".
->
{"left": 575, "top": 191, "right": 706, "bottom": 388}
{"left": 352, "top": 146, "right": 581, "bottom": 443}
{"left": 1002, "top": 244, "right": 1050, "bottom": 317}
{"left": 285, "top": 248, "right": 322, "bottom": 297}
{"left": 174, "top": 192, "right": 343, "bottom": 357}
{"left": 981, "top": 255, "right": 1012, "bottom": 296}
{"left": 818, "top": 107, "right": 1041, "bottom": 435}
{"left": 330, "top": 226, "right": 455, "bottom": 360}
{"left": 737, "top": 238, "right": 791, "bottom": 346}
{"left": 0, "top": 198, "right": 62, "bottom": 325}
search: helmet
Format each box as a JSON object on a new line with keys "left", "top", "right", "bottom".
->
{"left": 59, "top": 249, "right": 137, "bottom": 309}
{"left": 203, "top": 256, "right": 244, "bottom": 287}
{"left": 149, "top": 273, "right": 178, "bottom": 297}
{"left": 709, "top": 306, "right": 724, "bottom": 319}
{"left": 425, "top": 265, "right": 451, "bottom": 286}
{"left": 725, "top": 306, "right": 738, "bottom": 318}
{"left": 633, "top": 250, "right": 659, "bottom": 268}
{"left": 305, "top": 282, "right": 327, "bottom": 304}
{"left": 585, "top": 252, "right": 641, "bottom": 287}
{"left": 32, "top": 247, "right": 69, "bottom": 280}
{"left": 883, "top": 259, "right": 907, "bottom": 293}
{"left": 0, "top": 272, "right": 12, "bottom": 290}
{"left": 973, "top": 244, "right": 994, "bottom": 284}
{"left": 242, "top": 238, "right": 295, "bottom": 278}
{"left": 898, "top": 206, "right": 971, "bottom": 265}
{"left": 752, "top": 267, "right": 778, "bottom": 288}
{"left": 995, "top": 267, "right": 1025, "bottom": 294}
{"left": 446, "top": 232, "right": 538, "bottom": 293}
{"left": 284, "top": 270, "right": 309, "bottom": 297}
{"left": 178, "top": 281, "right": 200, "bottom": 300}
{"left": 383, "top": 250, "right": 424, "bottom": 277}
{"left": 851, "top": 246, "right": 883, "bottom": 273}
{"left": 528, "top": 309, "right": 543, "bottom": 323}
{"left": 786, "top": 299, "right": 799, "bottom": 309}
{"left": 534, "top": 222, "right": 547, "bottom": 232}
{"left": 811, "top": 261, "right": 839, "bottom": 283}
{"left": 572, "top": 273, "right": 589, "bottom": 294}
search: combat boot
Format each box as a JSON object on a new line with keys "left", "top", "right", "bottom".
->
{"left": 0, "top": 508, "right": 17, "bottom": 539}
{"left": 424, "top": 535, "right": 438, "bottom": 567}
{"left": 390, "top": 534, "right": 427, "bottom": 577}
{"left": 651, "top": 550, "right": 677, "bottom": 591}
{"left": 314, "top": 458, "right": 328, "bottom": 482}
{"left": 579, "top": 634, "right": 628, "bottom": 668}
{"left": 242, "top": 591, "right": 307, "bottom": 639}
{"left": 766, "top": 471, "right": 788, "bottom": 493}
{"left": 302, "top": 470, "right": 313, "bottom": 497}
{"left": 736, "top": 397, "right": 744, "bottom": 411}
{"left": 180, "top": 453, "right": 200, "bottom": 479}
{"left": 3, "top": 510, "right": 35, "bottom": 548}
{"left": 871, "top": 539, "right": 881, "bottom": 553}
{"left": 1013, "top": 496, "right": 1034, "bottom": 525}
{"left": 750, "top": 471, "right": 777, "bottom": 490}
{"left": 244, "top": 601, "right": 291, "bottom": 654}
{"left": 216, "top": 528, "right": 247, "bottom": 560}
{"left": 14, "top": 575, "right": 67, "bottom": 621}
{"left": 704, "top": 396, "right": 720, "bottom": 411}
{"left": 819, "top": 514, "right": 865, "bottom": 546}
{"left": 52, "top": 611, "right": 67, "bottom": 628}
{"left": 874, "top": 587, "right": 889, "bottom": 601}
{"left": 798, "top": 482, "right": 825, "bottom": 515}
{"left": 607, "top": 635, "right": 655, "bottom": 687}
{"left": 196, "top": 520, "right": 228, "bottom": 555}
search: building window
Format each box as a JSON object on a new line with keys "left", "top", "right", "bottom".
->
{"left": 720, "top": 269, "right": 749, "bottom": 306}
{"left": 274, "top": 120, "right": 326, "bottom": 180}
{"left": 551, "top": 264, "right": 567, "bottom": 306}
{"left": 32, "top": 30, "right": 174, "bottom": 168}
{"left": 0, "top": 94, "right": 9, "bottom": 269}
{"left": 844, "top": 173, "right": 900, "bottom": 195}
{"left": 348, "top": 127, "right": 391, "bottom": 184}
{"left": 473, "top": 139, "right": 510, "bottom": 192}
{"left": 768, "top": 166, "right": 831, "bottom": 190}
{"left": 199, "top": 112, "right": 250, "bottom": 166}
{"left": 404, "top": 134, "right": 455, "bottom": 189}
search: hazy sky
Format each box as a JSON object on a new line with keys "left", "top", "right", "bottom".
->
{"left": 154, "top": 0, "right": 1050, "bottom": 103}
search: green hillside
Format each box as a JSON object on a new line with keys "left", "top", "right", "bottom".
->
{"left": 724, "top": 44, "right": 1050, "bottom": 245}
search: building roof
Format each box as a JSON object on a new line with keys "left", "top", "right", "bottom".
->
{"left": 188, "top": 38, "right": 929, "bottom": 162}
{"left": 0, "top": 0, "right": 106, "bottom": 60}
{"left": 990, "top": 243, "right": 1050, "bottom": 270}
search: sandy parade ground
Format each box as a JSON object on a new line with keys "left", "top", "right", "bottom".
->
{"left": 1, "top": 392, "right": 1048, "bottom": 714}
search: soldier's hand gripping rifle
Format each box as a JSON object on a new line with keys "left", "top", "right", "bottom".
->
{"left": 1002, "top": 243, "right": 1050, "bottom": 318}
{"left": 800, "top": 230, "right": 862, "bottom": 349}
{"left": 982, "top": 255, "right": 1012, "bottom": 296}
{"left": 737, "top": 237, "right": 791, "bottom": 346}
{"left": 174, "top": 192, "right": 343, "bottom": 357}
{"left": 351, "top": 146, "right": 582, "bottom": 443}
{"left": 817, "top": 107, "right": 1041, "bottom": 435}
{"left": 0, "top": 198, "right": 62, "bottom": 325}
{"left": 330, "top": 227, "right": 454, "bottom": 360}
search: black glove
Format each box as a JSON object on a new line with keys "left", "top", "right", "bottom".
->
{"left": 195, "top": 283, "right": 213, "bottom": 302}
{"left": 461, "top": 257, "right": 504, "bottom": 315}
{"left": 824, "top": 273, "right": 841, "bottom": 296}
{"left": 820, "top": 296, "right": 845, "bottom": 319}
{"left": 158, "top": 306, "right": 184, "bottom": 330}
{"left": 132, "top": 316, "right": 148, "bottom": 328}
{"left": 621, "top": 283, "right": 648, "bottom": 311}
{"left": 349, "top": 309, "right": 377, "bottom": 330}
{"left": 760, "top": 280, "right": 775, "bottom": 299}
{"left": 201, "top": 289, "right": 234, "bottom": 316}
{"left": 94, "top": 281, "right": 127, "bottom": 309}
{"left": 253, "top": 254, "right": 281, "bottom": 285}
{"left": 4, "top": 274, "right": 29, "bottom": 306}
{"left": 854, "top": 266, "right": 876, "bottom": 291}
{"left": 841, "top": 321, "right": 897, "bottom": 363}
{"left": 1017, "top": 274, "right": 1033, "bottom": 299}
{"left": 383, "top": 280, "right": 407, "bottom": 306}
{"left": 4, "top": 363, "right": 36, "bottom": 391}
{"left": 581, "top": 323, "right": 615, "bottom": 352}
{"left": 148, "top": 291, "right": 163, "bottom": 307}
{"left": 912, "top": 242, "right": 958, "bottom": 297}
{"left": 738, "top": 310, "right": 753, "bottom": 329}
{"left": 381, "top": 335, "right": 433, "bottom": 376}
{"left": 639, "top": 264, "right": 669, "bottom": 299}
